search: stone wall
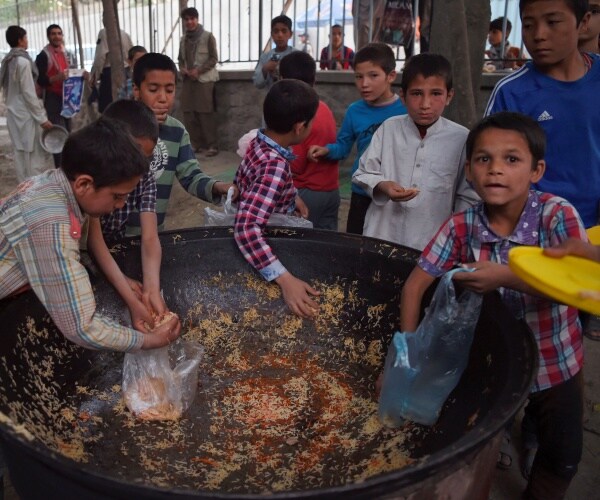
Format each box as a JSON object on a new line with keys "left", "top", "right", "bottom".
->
{"left": 203, "top": 70, "right": 504, "bottom": 152}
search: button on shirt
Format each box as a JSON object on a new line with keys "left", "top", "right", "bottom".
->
{"left": 418, "top": 191, "right": 586, "bottom": 392}
{"left": 0, "top": 169, "right": 143, "bottom": 351}
{"left": 233, "top": 130, "right": 297, "bottom": 281}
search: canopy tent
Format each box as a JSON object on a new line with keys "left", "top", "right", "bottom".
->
{"left": 295, "top": 0, "right": 353, "bottom": 30}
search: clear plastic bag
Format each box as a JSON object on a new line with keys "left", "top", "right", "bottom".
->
{"left": 204, "top": 187, "right": 313, "bottom": 228}
{"left": 379, "top": 268, "right": 483, "bottom": 427}
{"left": 122, "top": 340, "right": 203, "bottom": 421}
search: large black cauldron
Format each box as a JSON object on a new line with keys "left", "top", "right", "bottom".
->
{"left": 0, "top": 227, "right": 536, "bottom": 499}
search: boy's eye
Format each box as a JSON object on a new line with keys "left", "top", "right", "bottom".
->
{"left": 475, "top": 155, "right": 489, "bottom": 163}
{"left": 507, "top": 156, "right": 519, "bottom": 163}
{"left": 113, "top": 194, "right": 128, "bottom": 202}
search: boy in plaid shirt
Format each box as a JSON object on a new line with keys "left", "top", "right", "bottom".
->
{"left": 400, "top": 112, "right": 586, "bottom": 499}
{"left": 234, "top": 80, "right": 320, "bottom": 318}
{"left": 0, "top": 119, "right": 180, "bottom": 351}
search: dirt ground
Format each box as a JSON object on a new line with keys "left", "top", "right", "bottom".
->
{"left": 0, "top": 125, "right": 598, "bottom": 499}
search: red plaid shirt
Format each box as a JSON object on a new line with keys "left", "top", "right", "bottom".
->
{"left": 418, "top": 191, "right": 586, "bottom": 392}
{"left": 233, "top": 130, "right": 297, "bottom": 281}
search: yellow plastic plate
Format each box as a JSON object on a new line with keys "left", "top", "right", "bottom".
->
{"left": 508, "top": 246, "right": 600, "bottom": 315}
{"left": 586, "top": 225, "right": 600, "bottom": 245}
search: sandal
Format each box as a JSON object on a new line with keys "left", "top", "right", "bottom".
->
{"left": 497, "top": 431, "right": 513, "bottom": 470}
{"left": 521, "top": 446, "right": 537, "bottom": 480}
{"left": 584, "top": 315, "right": 600, "bottom": 341}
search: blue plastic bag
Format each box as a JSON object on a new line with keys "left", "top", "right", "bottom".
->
{"left": 379, "top": 268, "right": 483, "bottom": 427}
{"left": 61, "top": 69, "right": 85, "bottom": 119}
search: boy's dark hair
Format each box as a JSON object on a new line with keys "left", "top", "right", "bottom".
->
{"left": 133, "top": 52, "right": 177, "bottom": 88}
{"left": 263, "top": 79, "right": 319, "bottom": 134}
{"left": 401, "top": 53, "right": 453, "bottom": 93}
{"left": 271, "top": 15, "right": 292, "bottom": 31}
{"left": 128, "top": 45, "right": 147, "bottom": 61}
{"left": 353, "top": 43, "right": 396, "bottom": 74}
{"left": 46, "top": 24, "right": 62, "bottom": 37}
{"left": 519, "top": 0, "right": 589, "bottom": 25}
{"left": 181, "top": 7, "right": 199, "bottom": 19}
{"left": 489, "top": 17, "right": 512, "bottom": 33}
{"left": 6, "top": 26, "right": 26, "bottom": 48}
{"left": 279, "top": 51, "right": 316, "bottom": 86}
{"left": 103, "top": 99, "right": 159, "bottom": 142}
{"left": 466, "top": 112, "right": 546, "bottom": 167}
{"left": 331, "top": 24, "right": 343, "bottom": 31}
{"left": 62, "top": 118, "right": 149, "bottom": 188}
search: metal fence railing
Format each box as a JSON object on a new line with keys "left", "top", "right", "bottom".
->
{"left": 0, "top": 0, "right": 524, "bottom": 70}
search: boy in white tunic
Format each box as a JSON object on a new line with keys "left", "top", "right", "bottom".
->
{"left": 0, "top": 26, "right": 52, "bottom": 182}
{"left": 353, "top": 53, "right": 479, "bottom": 251}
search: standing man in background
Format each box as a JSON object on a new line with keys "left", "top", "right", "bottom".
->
{"left": 0, "top": 26, "right": 52, "bottom": 183}
{"left": 178, "top": 7, "right": 220, "bottom": 157}
{"left": 90, "top": 24, "right": 133, "bottom": 112}
{"left": 35, "top": 24, "right": 77, "bottom": 167}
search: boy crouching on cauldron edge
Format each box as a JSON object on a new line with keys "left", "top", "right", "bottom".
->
{"left": 233, "top": 79, "right": 320, "bottom": 319}
{"left": 0, "top": 118, "right": 181, "bottom": 352}
{"left": 400, "top": 112, "right": 586, "bottom": 500}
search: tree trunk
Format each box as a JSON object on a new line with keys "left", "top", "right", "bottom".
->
{"left": 429, "top": 0, "right": 491, "bottom": 128}
{"left": 70, "top": 0, "right": 85, "bottom": 70}
{"left": 101, "top": 0, "right": 125, "bottom": 103}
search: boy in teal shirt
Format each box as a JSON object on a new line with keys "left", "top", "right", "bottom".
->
{"left": 308, "top": 43, "right": 407, "bottom": 234}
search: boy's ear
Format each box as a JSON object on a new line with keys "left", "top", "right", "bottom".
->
{"left": 292, "top": 120, "right": 306, "bottom": 136}
{"left": 71, "top": 174, "right": 95, "bottom": 197}
{"left": 530, "top": 159, "right": 546, "bottom": 184}
{"left": 399, "top": 87, "right": 406, "bottom": 105}
{"left": 386, "top": 70, "right": 397, "bottom": 84}
{"left": 133, "top": 84, "right": 140, "bottom": 100}
{"left": 465, "top": 160, "right": 473, "bottom": 183}
{"left": 578, "top": 11, "right": 591, "bottom": 30}
{"left": 446, "top": 88, "right": 455, "bottom": 105}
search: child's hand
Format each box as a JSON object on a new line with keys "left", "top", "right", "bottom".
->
{"left": 140, "top": 313, "right": 181, "bottom": 349}
{"left": 129, "top": 300, "right": 155, "bottom": 333}
{"left": 125, "top": 277, "right": 145, "bottom": 301}
{"left": 294, "top": 195, "right": 309, "bottom": 219}
{"left": 454, "top": 262, "right": 508, "bottom": 294}
{"left": 213, "top": 181, "right": 238, "bottom": 201}
{"left": 376, "top": 181, "right": 420, "bottom": 202}
{"left": 544, "top": 238, "right": 600, "bottom": 262}
{"left": 151, "top": 105, "right": 170, "bottom": 123}
{"left": 263, "top": 60, "right": 278, "bottom": 75}
{"left": 143, "top": 288, "right": 167, "bottom": 318}
{"left": 307, "top": 145, "right": 329, "bottom": 162}
{"left": 275, "top": 272, "right": 320, "bottom": 319}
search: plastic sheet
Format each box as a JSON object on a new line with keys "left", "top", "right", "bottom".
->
{"left": 204, "top": 187, "right": 313, "bottom": 228}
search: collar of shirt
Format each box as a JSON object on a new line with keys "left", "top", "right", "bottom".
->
{"left": 257, "top": 129, "right": 296, "bottom": 161}
{"left": 54, "top": 168, "right": 85, "bottom": 225}
{"left": 406, "top": 114, "right": 443, "bottom": 138}
{"left": 473, "top": 190, "right": 541, "bottom": 246}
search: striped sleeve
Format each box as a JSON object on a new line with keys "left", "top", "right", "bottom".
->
{"left": 17, "top": 222, "right": 143, "bottom": 352}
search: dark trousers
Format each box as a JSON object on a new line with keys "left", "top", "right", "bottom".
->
{"left": 297, "top": 188, "right": 340, "bottom": 231}
{"left": 43, "top": 92, "right": 71, "bottom": 167}
{"left": 523, "top": 370, "right": 584, "bottom": 500}
{"left": 346, "top": 192, "right": 371, "bottom": 234}
{"left": 98, "top": 67, "right": 113, "bottom": 113}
